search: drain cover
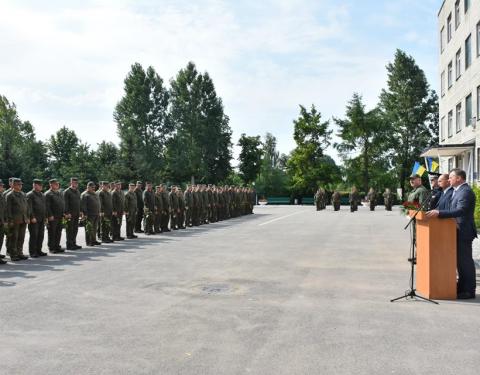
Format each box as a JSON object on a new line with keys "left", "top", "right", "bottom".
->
{"left": 201, "top": 283, "right": 231, "bottom": 294}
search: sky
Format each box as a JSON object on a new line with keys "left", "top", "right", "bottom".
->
{"left": 0, "top": 0, "right": 442, "bottom": 164}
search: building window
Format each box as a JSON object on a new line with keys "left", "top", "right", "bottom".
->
{"left": 477, "top": 86, "right": 480, "bottom": 122}
{"left": 477, "top": 22, "right": 480, "bottom": 57}
{"left": 448, "top": 110, "right": 453, "bottom": 137}
{"left": 455, "top": 1, "right": 460, "bottom": 29}
{"left": 448, "top": 61, "right": 453, "bottom": 88}
{"left": 456, "top": 102, "right": 462, "bottom": 132}
{"left": 441, "top": 116, "right": 446, "bottom": 141}
{"left": 466, "top": 94, "right": 472, "bottom": 127}
{"left": 465, "top": 0, "right": 470, "bottom": 13}
{"left": 441, "top": 71, "right": 445, "bottom": 97}
{"left": 456, "top": 48, "right": 461, "bottom": 79}
{"left": 447, "top": 13, "right": 452, "bottom": 42}
{"left": 448, "top": 157, "right": 454, "bottom": 171}
{"left": 465, "top": 34, "right": 472, "bottom": 69}
{"left": 440, "top": 27, "right": 445, "bottom": 53}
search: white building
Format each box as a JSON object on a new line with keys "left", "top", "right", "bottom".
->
{"left": 422, "top": 0, "right": 480, "bottom": 181}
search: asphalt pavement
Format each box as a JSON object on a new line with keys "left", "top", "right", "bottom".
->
{"left": 1, "top": 205, "right": 479, "bottom": 375}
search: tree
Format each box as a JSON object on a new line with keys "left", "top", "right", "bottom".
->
{"left": 287, "top": 105, "right": 340, "bottom": 195}
{"left": 379, "top": 49, "right": 438, "bottom": 196}
{"left": 334, "top": 93, "right": 386, "bottom": 192}
{"left": 0, "top": 95, "right": 48, "bottom": 185}
{"left": 167, "top": 62, "right": 232, "bottom": 184}
{"left": 114, "top": 63, "right": 171, "bottom": 181}
{"left": 92, "top": 141, "right": 121, "bottom": 182}
{"left": 237, "top": 134, "right": 263, "bottom": 184}
{"left": 255, "top": 133, "right": 289, "bottom": 197}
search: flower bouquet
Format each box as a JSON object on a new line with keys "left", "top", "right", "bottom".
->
{"left": 401, "top": 201, "right": 421, "bottom": 216}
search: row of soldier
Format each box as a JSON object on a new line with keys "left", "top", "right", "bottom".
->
{"left": 0, "top": 178, "right": 256, "bottom": 264}
{"left": 315, "top": 187, "right": 396, "bottom": 212}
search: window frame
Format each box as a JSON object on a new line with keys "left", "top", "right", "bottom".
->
{"left": 455, "top": 48, "right": 462, "bottom": 80}
{"left": 465, "top": 34, "right": 472, "bottom": 70}
{"left": 456, "top": 102, "right": 462, "bottom": 133}
{"left": 447, "top": 13, "right": 452, "bottom": 42}
{"left": 448, "top": 61, "right": 453, "bottom": 88}
{"left": 466, "top": 93, "right": 473, "bottom": 127}
{"left": 448, "top": 110, "right": 453, "bottom": 137}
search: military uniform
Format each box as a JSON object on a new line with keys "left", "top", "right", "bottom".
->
{"left": 177, "top": 190, "right": 186, "bottom": 229}
{"left": 27, "top": 184, "right": 47, "bottom": 257}
{"left": 383, "top": 190, "right": 395, "bottom": 211}
{"left": 154, "top": 188, "right": 163, "bottom": 233}
{"left": 366, "top": 189, "right": 377, "bottom": 211}
{"left": 332, "top": 191, "right": 341, "bottom": 211}
{"left": 6, "top": 180, "right": 29, "bottom": 260}
{"left": 349, "top": 190, "right": 359, "bottom": 212}
{"left": 0, "top": 181, "right": 7, "bottom": 263}
{"left": 124, "top": 186, "right": 137, "bottom": 239}
{"left": 161, "top": 189, "right": 171, "bottom": 231}
{"left": 81, "top": 185, "right": 100, "bottom": 246}
{"left": 169, "top": 189, "right": 180, "bottom": 229}
{"left": 111, "top": 186, "right": 125, "bottom": 241}
{"left": 407, "top": 185, "right": 429, "bottom": 207}
{"left": 98, "top": 186, "right": 114, "bottom": 242}
{"left": 184, "top": 188, "right": 193, "bottom": 227}
{"left": 45, "top": 183, "right": 65, "bottom": 252}
{"left": 143, "top": 187, "right": 155, "bottom": 235}
{"left": 63, "top": 182, "right": 81, "bottom": 249}
{"left": 134, "top": 183, "right": 144, "bottom": 233}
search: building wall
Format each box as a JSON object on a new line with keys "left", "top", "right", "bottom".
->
{"left": 438, "top": 0, "right": 480, "bottom": 177}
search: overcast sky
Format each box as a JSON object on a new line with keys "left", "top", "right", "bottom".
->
{"left": 0, "top": 0, "right": 441, "bottom": 163}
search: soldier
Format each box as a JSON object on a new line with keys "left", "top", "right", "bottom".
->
{"left": 160, "top": 184, "right": 171, "bottom": 232}
{"left": 3, "top": 177, "right": 14, "bottom": 197}
{"left": 366, "top": 188, "right": 377, "bottom": 211}
{"left": 184, "top": 185, "right": 193, "bottom": 227}
{"left": 154, "top": 185, "right": 163, "bottom": 234}
{"left": 383, "top": 188, "right": 395, "bottom": 211}
{"left": 5, "top": 178, "right": 29, "bottom": 261}
{"left": 134, "top": 181, "right": 144, "bottom": 233}
{"left": 111, "top": 181, "right": 125, "bottom": 241}
{"left": 143, "top": 182, "right": 155, "bottom": 235}
{"left": 177, "top": 188, "right": 186, "bottom": 229}
{"left": 45, "top": 179, "right": 65, "bottom": 253}
{"left": 407, "top": 174, "right": 429, "bottom": 206}
{"left": 169, "top": 186, "right": 179, "bottom": 230}
{"left": 98, "top": 181, "right": 114, "bottom": 243}
{"left": 81, "top": 181, "right": 101, "bottom": 246}
{"left": 428, "top": 174, "right": 442, "bottom": 210}
{"left": 349, "top": 186, "right": 359, "bottom": 213}
{"left": 0, "top": 180, "right": 7, "bottom": 264}
{"left": 27, "top": 179, "right": 48, "bottom": 257}
{"left": 332, "top": 190, "right": 341, "bottom": 211}
{"left": 63, "top": 177, "right": 82, "bottom": 250}
{"left": 192, "top": 185, "right": 200, "bottom": 226}
{"left": 124, "top": 183, "right": 138, "bottom": 239}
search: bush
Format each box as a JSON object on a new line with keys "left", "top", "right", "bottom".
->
{"left": 472, "top": 185, "right": 480, "bottom": 229}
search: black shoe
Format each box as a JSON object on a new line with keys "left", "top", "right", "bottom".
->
{"left": 67, "top": 246, "right": 76, "bottom": 250}
{"left": 93, "top": 241, "right": 102, "bottom": 245}
{"left": 102, "top": 239, "right": 113, "bottom": 243}
{"left": 0, "top": 254, "right": 5, "bottom": 259}
{"left": 0, "top": 258, "right": 7, "bottom": 264}
{"left": 117, "top": 237, "right": 125, "bottom": 241}
{"left": 127, "top": 236, "right": 135, "bottom": 239}
{"left": 10, "top": 256, "right": 23, "bottom": 261}
{"left": 457, "top": 292, "right": 476, "bottom": 299}
{"left": 74, "top": 245, "right": 82, "bottom": 250}
{"left": 50, "top": 250, "right": 61, "bottom": 254}
{"left": 30, "top": 253, "right": 39, "bottom": 258}
{"left": 38, "top": 251, "right": 48, "bottom": 256}
{"left": 135, "top": 230, "right": 144, "bottom": 233}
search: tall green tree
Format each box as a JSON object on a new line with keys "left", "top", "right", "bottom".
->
{"left": 92, "top": 141, "right": 121, "bottom": 182}
{"left": 334, "top": 93, "right": 386, "bottom": 192}
{"left": 114, "top": 63, "right": 171, "bottom": 181}
{"left": 0, "top": 95, "right": 48, "bottom": 185}
{"left": 237, "top": 134, "right": 263, "bottom": 184}
{"left": 379, "top": 49, "right": 438, "bottom": 196}
{"left": 287, "top": 105, "right": 340, "bottom": 195}
{"left": 167, "top": 62, "right": 232, "bottom": 184}
{"left": 255, "top": 133, "right": 289, "bottom": 196}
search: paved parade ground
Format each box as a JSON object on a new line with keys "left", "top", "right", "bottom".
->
{"left": 1, "top": 205, "right": 479, "bottom": 375}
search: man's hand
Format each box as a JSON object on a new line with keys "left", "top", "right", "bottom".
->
{"left": 426, "top": 210, "right": 439, "bottom": 218}
{"left": 31, "top": 218, "right": 37, "bottom": 224}
{"left": 48, "top": 216, "right": 54, "bottom": 222}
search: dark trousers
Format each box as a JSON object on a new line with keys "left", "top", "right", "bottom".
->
{"left": 457, "top": 237, "right": 476, "bottom": 294}
{"left": 47, "top": 219, "right": 62, "bottom": 250}
{"left": 8, "top": 223, "right": 27, "bottom": 257}
{"left": 101, "top": 215, "right": 112, "bottom": 241}
{"left": 333, "top": 202, "right": 340, "bottom": 211}
{"left": 350, "top": 202, "right": 357, "bottom": 212}
{"left": 66, "top": 215, "right": 79, "bottom": 247}
{"left": 154, "top": 212, "right": 161, "bottom": 233}
{"left": 185, "top": 208, "right": 192, "bottom": 226}
{"left": 161, "top": 211, "right": 170, "bottom": 230}
{"left": 85, "top": 216, "right": 99, "bottom": 245}
{"left": 0, "top": 223, "right": 4, "bottom": 253}
{"left": 144, "top": 212, "right": 154, "bottom": 234}
{"left": 126, "top": 214, "right": 135, "bottom": 237}
{"left": 28, "top": 220, "right": 45, "bottom": 255}
{"left": 112, "top": 215, "right": 122, "bottom": 239}
{"left": 370, "top": 203, "right": 375, "bottom": 211}
{"left": 135, "top": 209, "right": 143, "bottom": 232}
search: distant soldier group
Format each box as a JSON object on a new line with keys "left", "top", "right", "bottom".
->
{"left": 0, "top": 177, "right": 255, "bottom": 264}
{"left": 314, "top": 188, "right": 326, "bottom": 211}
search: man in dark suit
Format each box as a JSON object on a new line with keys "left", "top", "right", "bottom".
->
{"left": 435, "top": 173, "right": 453, "bottom": 210}
{"left": 427, "top": 168, "right": 477, "bottom": 299}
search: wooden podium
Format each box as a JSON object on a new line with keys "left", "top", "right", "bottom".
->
{"left": 410, "top": 211, "right": 457, "bottom": 300}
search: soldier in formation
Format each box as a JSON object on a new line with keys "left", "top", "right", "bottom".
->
{"left": 332, "top": 190, "right": 341, "bottom": 211}
{"left": 366, "top": 188, "right": 377, "bottom": 211}
{"left": 349, "top": 186, "right": 359, "bottom": 213}
{"left": 383, "top": 188, "right": 395, "bottom": 211}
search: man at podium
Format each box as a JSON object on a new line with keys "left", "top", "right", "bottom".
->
{"left": 427, "top": 169, "right": 477, "bottom": 299}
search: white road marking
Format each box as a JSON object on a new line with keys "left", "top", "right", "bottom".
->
{"left": 258, "top": 210, "right": 306, "bottom": 226}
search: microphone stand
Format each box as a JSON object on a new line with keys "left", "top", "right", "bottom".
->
{"left": 391, "top": 191, "right": 438, "bottom": 304}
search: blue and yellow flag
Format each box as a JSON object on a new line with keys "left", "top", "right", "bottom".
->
{"left": 431, "top": 160, "right": 439, "bottom": 172}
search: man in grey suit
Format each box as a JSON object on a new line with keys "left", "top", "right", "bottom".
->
{"left": 427, "top": 168, "right": 477, "bottom": 299}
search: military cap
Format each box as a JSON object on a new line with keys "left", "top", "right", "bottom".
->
{"left": 13, "top": 178, "right": 23, "bottom": 184}
{"left": 87, "top": 181, "right": 95, "bottom": 187}
{"left": 145, "top": 181, "right": 152, "bottom": 185}
{"left": 101, "top": 181, "right": 109, "bottom": 185}
{"left": 136, "top": 181, "right": 142, "bottom": 185}
{"left": 115, "top": 181, "right": 122, "bottom": 185}
{"left": 70, "top": 177, "right": 79, "bottom": 182}
{"left": 409, "top": 173, "right": 421, "bottom": 179}
{"left": 33, "top": 179, "right": 43, "bottom": 184}
{"left": 49, "top": 178, "right": 58, "bottom": 184}
{"left": 128, "top": 182, "right": 135, "bottom": 186}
